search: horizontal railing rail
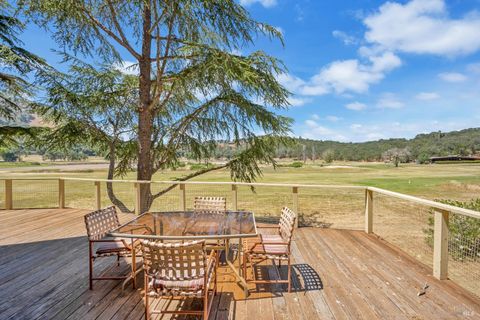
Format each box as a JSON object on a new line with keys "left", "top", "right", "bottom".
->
{"left": 0, "top": 177, "right": 479, "bottom": 297}
{"left": 367, "top": 186, "right": 480, "bottom": 219}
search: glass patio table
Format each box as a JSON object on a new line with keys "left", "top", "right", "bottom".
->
{"left": 108, "top": 211, "right": 258, "bottom": 296}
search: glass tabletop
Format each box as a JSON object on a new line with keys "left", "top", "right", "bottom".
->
{"left": 109, "top": 211, "right": 258, "bottom": 240}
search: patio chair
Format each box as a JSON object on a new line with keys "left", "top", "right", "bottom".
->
{"left": 84, "top": 206, "right": 133, "bottom": 290}
{"left": 193, "top": 196, "right": 227, "bottom": 213}
{"left": 242, "top": 206, "right": 297, "bottom": 292}
{"left": 141, "top": 240, "right": 217, "bottom": 320}
{"left": 191, "top": 196, "right": 227, "bottom": 251}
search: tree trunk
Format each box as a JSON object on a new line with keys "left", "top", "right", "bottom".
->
{"left": 105, "top": 142, "right": 133, "bottom": 213}
{"left": 137, "top": 3, "right": 154, "bottom": 213}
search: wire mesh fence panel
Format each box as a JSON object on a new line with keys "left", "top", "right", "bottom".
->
{"left": 100, "top": 181, "right": 135, "bottom": 212}
{"left": 373, "top": 193, "right": 433, "bottom": 268}
{"left": 447, "top": 213, "right": 480, "bottom": 297}
{"left": 12, "top": 179, "right": 58, "bottom": 208}
{"left": 65, "top": 179, "right": 96, "bottom": 210}
{"left": 149, "top": 182, "right": 182, "bottom": 211}
{"left": 237, "top": 185, "right": 292, "bottom": 222}
{"left": 183, "top": 183, "right": 233, "bottom": 211}
{"left": 298, "top": 187, "right": 365, "bottom": 230}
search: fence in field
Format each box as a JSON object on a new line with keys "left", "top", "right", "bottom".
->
{"left": 0, "top": 177, "right": 479, "bottom": 297}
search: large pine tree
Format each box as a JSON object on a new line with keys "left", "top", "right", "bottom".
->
{"left": 20, "top": 0, "right": 292, "bottom": 212}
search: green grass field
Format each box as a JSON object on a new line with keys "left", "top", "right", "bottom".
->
{"left": 3, "top": 161, "right": 479, "bottom": 199}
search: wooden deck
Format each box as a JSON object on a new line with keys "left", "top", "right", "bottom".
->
{"left": 0, "top": 208, "right": 479, "bottom": 320}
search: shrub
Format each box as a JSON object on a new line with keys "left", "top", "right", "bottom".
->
{"left": 290, "top": 161, "right": 303, "bottom": 168}
{"left": 424, "top": 199, "right": 480, "bottom": 261}
{"left": 2, "top": 152, "right": 19, "bottom": 162}
{"left": 189, "top": 163, "right": 213, "bottom": 170}
{"left": 416, "top": 153, "right": 430, "bottom": 164}
{"left": 322, "top": 149, "right": 335, "bottom": 163}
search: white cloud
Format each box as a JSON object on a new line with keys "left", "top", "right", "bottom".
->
{"left": 311, "top": 114, "right": 320, "bottom": 120}
{"left": 332, "top": 30, "right": 357, "bottom": 45}
{"left": 276, "top": 74, "right": 311, "bottom": 106}
{"left": 299, "top": 51, "right": 401, "bottom": 96}
{"left": 302, "top": 119, "right": 348, "bottom": 141}
{"left": 377, "top": 93, "right": 404, "bottom": 109}
{"left": 240, "top": 0, "right": 277, "bottom": 8}
{"left": 363, "top": 0, "right": 480, "bottom": 57}
{"left": 438, "top": 72, "right": 467, "bottom": 82}
{"left": 113, "top": 60, "right": 139, "bottom": 75}
{"left": 277, "top": 73, "right": 306, "bottom": 93}
{"left": 416, "top": 92, "right": 440, "bottom": 100}
{"left": 345, "top": 102, "right": 367, "bottom": 111}
{"left": 288, "top": 96, "right": 311, "bottom": 107}
{"left": 301, "top": 118, "right": 480, "bottom": 143}
{"left": 369, "top": 52, "right": 402, "bottom": 73}
{"left": 326, "top": 115, "right": 341, "bottom": 122}
{"left": 350, "top": 123, "right": 363, "bottom": 130}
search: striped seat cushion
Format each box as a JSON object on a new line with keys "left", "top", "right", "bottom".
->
{"left": 148, "top": 261, "right": 215, "bottom": 297}
{"left": 258, "top": 234, "right": 283, "bottom": 242}
{"left": 96, "top": 242, "right": 130, "bottom": 256}
{"left": 243, "top": 235, "right": 289, "bottom": 260}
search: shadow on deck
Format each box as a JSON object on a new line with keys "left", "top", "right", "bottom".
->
{"left": 0, "top": 208, "right": 479, "bottom": 319}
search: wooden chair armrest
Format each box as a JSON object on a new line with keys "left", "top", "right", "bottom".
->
{"left": 252, "top": 241, "right": 290, "bottom": 246}
{"left": 91, "top": 239, "right": 124, "bottom": 243}
{"left": 206, "top": 250, "right": 217, "bottom": 272}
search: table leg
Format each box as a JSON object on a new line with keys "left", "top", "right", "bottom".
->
{"left": 225, "top": 238, "right": 249, "bottom": 297}
{"left": 122, "top": 242, "right": 143, "bottom": 291}
{"left": 238, "top": 239, "right": 242, "bottom": 277}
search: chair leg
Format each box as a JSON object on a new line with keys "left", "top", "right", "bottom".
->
{"left": 214, "top": 259, "right": 218, "bottom": 296}
{"left": 144, "top": 273, "right": 150, "bottom": 320}
{"left": 243, "top": 253, "right": 247, "bottom": 281}
{"left": 203, "top": 289, "right": 208, "bottom": 319}
{"left": 287, "top": 258, "right": 292, "bottom": 293}
{"left": 132, "top": 247, "right": 137, "bottom": 289}
{"left": 88, "top": 241, "right": 94, "bottom": 290}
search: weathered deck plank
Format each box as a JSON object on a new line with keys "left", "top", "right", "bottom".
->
{"left": 0, "top": 208, "right": 479, "bottom": 320}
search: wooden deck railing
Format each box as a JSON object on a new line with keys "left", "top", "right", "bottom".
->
{"left": 1, "top": 177, "right": 479, "bottom": 294}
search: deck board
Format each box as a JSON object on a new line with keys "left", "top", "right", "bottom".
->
{"left": 0, "top": 208, "right": 479, "bottom": 320}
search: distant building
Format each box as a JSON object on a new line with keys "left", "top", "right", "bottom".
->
{"left": 429, "top": 155, "right": 480, "bottom": 163}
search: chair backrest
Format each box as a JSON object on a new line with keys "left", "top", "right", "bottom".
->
{"left": 193, "top": 196, "right": 226, "bottom": 214}
{"left": 279, "top": 207, "right": 297, "bottom": 243}
{"left": 84, "top": 206, "right": 120, "bottom": 241}
{"left": 141, "top": 240, "right": 207, "bottom": 281}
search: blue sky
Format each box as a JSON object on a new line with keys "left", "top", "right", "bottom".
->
{"left": 19, "top": 0, "right": 480, "bottom": 142}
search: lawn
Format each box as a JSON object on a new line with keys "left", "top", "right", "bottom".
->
{"left": 2, "top": 161, "right": 480, "bottom": 199}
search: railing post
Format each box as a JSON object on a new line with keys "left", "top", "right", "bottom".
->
{"left": 134, "top": 183, "right": 141, "bottom": 215}
{"left": 232, "top": 184, "right": 238, "bottom": 211}
{"left": 5, "top": 179, "right": 12, "bottom": 210}
{"left": 94, "top": 181, "right": 101, "bottom": 210}
{"left": 433, "top": 209, "right": 449, "bottom": 280}
{"left": 179, "top": 183, "right": 186, "bottom": 211}
{"left": 365, "top": 189, "right": 373, "bottom": 234}
{"left": 292, "top": 186, "right": 299, "bottom": 228}
{"left": 58, "top": 178, "right": 65, "bottom": 209}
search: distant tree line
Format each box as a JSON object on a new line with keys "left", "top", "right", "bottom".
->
{"left": 211, "top": 128, "right": 480, "bottom": 163}
{"left": 3, "top": 128, "right": 480, "bottom": 165}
